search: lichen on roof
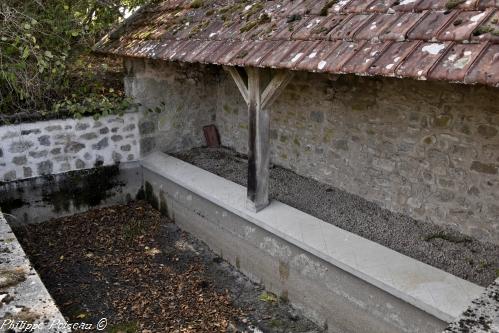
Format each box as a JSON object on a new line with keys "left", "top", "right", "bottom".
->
{"left": 94, "top": 0, "right": 499, "bottom": 88}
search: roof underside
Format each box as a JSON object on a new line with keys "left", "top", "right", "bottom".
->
{"left": 95, "top": 0, "right": 499, "bottom": 87}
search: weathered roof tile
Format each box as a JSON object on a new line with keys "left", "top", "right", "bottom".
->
{"left": 465, "top": 43, "right": 499, "bottom": 86}
{"left": 428, "top": 42, "right": 486, "bottom": 81}
{"left": 396, "top": 41, "right": 452, "bottom": 79}
{"left": 94, "top": 0, "right": 499, "bottom": 88}
{"left": 342, "top": 40, "right": 391, "bottom": 74}
{"left": 379, "top": 12, "right": 427, "bottom": 41}
{"left": 407, "top": 10, "right": 458, "bottom": 40}
{"left": 438, "top": 10, "right": 493, "bottom": 41}
{"left": 329, "top": 13, "right": 374, "bottom": 40}
{"left": 355, "top": 13, "right": 402, "bottom": 40}
{"left": 369, "top": 40, "right": 420, "bottom": 76}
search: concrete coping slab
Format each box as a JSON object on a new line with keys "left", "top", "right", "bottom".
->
{"left": 0, "top": 211, "right": 69, "bottom": 332}
{"left": 444, "top": 277, "right": 499, "bottom": 332}
{"left": 141, "top": 152, "right": 485, "bottom": 323}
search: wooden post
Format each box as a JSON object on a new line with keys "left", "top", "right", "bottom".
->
{"left": 246, "top": 67, "right": 269, "bottom": 211}
{"left": 224, "top": 66, "right": 293, "bottom": 212}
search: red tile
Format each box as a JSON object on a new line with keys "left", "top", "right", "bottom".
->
{"left": 319, "top": 40, "right": 366, "bottom": 72}
{"left": 295, "top": 40, "right": 343, "bottom": 71}
{"left": 438, "top": 10, "right": 492, "bottom": 41}
{"left": 428, "top": 43, "right": 485, "bottom": 81}
{"left": 380, "top": 12, "right": 427, "bottom": 41}
{"left": 355, "top": 13, "right": 402, "bottom": 40}
{"left": 308, "top": 15, "right": 349, "bottom": 39}
{"left": 369, "top": 41, "right": 420, "bottom": 75}
{"left": 477, "top": 0, "right": 499, "bottom": 10}
{"left": 293, "top": 16, "right": 329, "bottom": 40}
{"left": 471, "top": 10, "right": 499, "bottom": 43}
{"left": 396, "top": 41, "right": 452, "bottom": 79}
{"left": 465, "top": 43, "right": 499, "bottom": 86}
{"left": 328, "top": 13, "right": 373, "bottom": 40}
{"left": 407, "top": 10, "right": 458, "bottom": 40}
{"left": 341, "top": 41, "right": 391, "bottom": 74}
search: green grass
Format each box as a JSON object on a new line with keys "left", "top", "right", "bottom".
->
{"left": 190, "top": 0, "right": 203, "bottom": 8}
{"left": 424, "top": 232, "right": 472, "bottom": 244}
{"left": 445, "top": 0, "right": 466, "bottom": 10}
{"left": 108, "top": 321, "right": 139, "bottom": 333}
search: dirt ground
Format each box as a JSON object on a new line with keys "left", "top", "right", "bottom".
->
{"left": 14, "top": 202, "right": 322, "bottom": 333}
{"left": 173, "top": 147, "right": 499, "bottom": 287}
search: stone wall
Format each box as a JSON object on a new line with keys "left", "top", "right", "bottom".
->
{"left": 123, "top": 58, "right": 499, "bottom": 245}
{"left": 124, "top": 58, "right": 218, "bottom": 155}
{"left": 0, "top": 113, "right": 140, "bottom": 182}
{"left": 218, "top": 71, "right": 499, "bottom": 245}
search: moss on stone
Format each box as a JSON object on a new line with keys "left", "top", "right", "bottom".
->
{"left": 42, "top": 165, "right": 122, "bottom": 213}
{"left": 425, "top": 232, "right": 472, "bottom": 244}
{"left": 240, "top": 20, "right": 259, "bottom": 33}
{"left": 189, "top": 20, "right": 210, "bottom": 37}
{"left": 319, "top": 0, "right": 338, "bottom": 16}
{"left": 470, "top": 161, "right": 498, "bottom": 175}
{"left": 0, "top": 268, "right": 26, "bottom": 288}
{"left": 0, "top": 197, "right": 27, "bottom": 214}
{"left": 434, "top": 115, "right": 452, "bottom": 128}
{"left": 189, "top": 0, "right": 203, "bottom": 9}
{"left": 445, "top": 0, "right": 466, "bottom": 10}
{"left": 109, "top": 321, "right": 139, "bottom": 333}
{"left": 473, "top": 25, "right": 495, "bottom": 36}
{"left": 242, "top": 3, "right": 264, "bottom": 21}
{"left": 136, "top": 187, "right": 145, "bottom": 200}
{"left": 144, "top": 181, "right": 159, "bottom": 210}
{"left": 423, "top": 136, "right": 435, "bottom": 145}
{"left": 159, "top": 190, "right": 168, "bottom": 217}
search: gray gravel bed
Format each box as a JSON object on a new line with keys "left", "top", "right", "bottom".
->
{"left": 172, "top": 147, "right": 499, "bottom": 287}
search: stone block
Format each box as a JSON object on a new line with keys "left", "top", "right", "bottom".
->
{"left": 37, "top": 160, "right": 53, "bottom": 175}
{"left": 92, "top": 137, "right": 109, "bottom": 150}
{"left": 38, "top": 135, "right": 50, "bottom": 146}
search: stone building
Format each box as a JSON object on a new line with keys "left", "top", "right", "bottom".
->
{"left": 95, "top": 0, "right": 499, "bottom": 245}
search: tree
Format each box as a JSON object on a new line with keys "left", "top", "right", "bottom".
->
{"left": 0, "top": 0, "right": 150, "bottom": 121}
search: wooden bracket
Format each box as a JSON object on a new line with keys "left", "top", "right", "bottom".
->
{"left": 261, "top": 70, "right": 294, "bottom": 110}
{"left": 223, "top": 66, "right": 249, "bottom": 105}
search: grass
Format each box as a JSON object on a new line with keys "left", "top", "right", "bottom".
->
{"left": 259, "top": 291, "right": 278, "bottom": 303}
{"left": 445, "top": 0, "right": 466, "bottom": 10}
{"left": 109, "top": 321, "right": 139, "bottom": 333}
{"left": 424, "top": 232, "right": 472, "bottom": 244}
{"left": 190, "top": 0, "right": 203, "bottom": 9}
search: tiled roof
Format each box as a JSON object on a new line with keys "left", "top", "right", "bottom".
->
{"left": 94, "top": 0, "right": 499, "bottom": 87}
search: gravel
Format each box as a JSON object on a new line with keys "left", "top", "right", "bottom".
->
{"left": 173, "top": 147, "right": 499, "bottom": 287}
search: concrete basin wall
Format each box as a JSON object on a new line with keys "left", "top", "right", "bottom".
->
{"left": 141, "top": 152, "right": 485, "bottom": 333}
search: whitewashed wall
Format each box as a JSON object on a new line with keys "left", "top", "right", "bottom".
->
{"left": 0, "top": 112, "right": 140, "bottom": 182}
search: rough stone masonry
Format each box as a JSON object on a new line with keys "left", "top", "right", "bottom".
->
{"left": 0, "top": 113, "right": 140, "bottom": 182}
{"left": 131, "top": 58, "right": 499, "bottom": 245}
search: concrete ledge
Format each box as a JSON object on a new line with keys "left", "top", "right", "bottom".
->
{"left": 141, "top": 152, "right": 484, "bottom": 329}
{"left": 444, "top": 277, "right": 499, "bottom": 333}
{"left": 0, "top": 212, "right": 68, "bottom": 332}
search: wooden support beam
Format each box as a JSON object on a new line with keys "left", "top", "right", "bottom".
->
{"left": 223, "top": 66, "right": 249, "bottom": 105}
{"left": 225, "top": 66, "right": 294, "bottom": 212}
{"left": 261, "top": 70, "right": 294, "bottom": 110}
{"left": 246, "top": 67, "right": 269, "bottom": 212}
